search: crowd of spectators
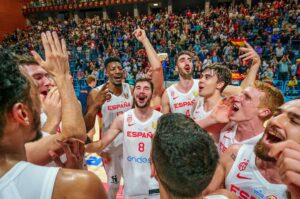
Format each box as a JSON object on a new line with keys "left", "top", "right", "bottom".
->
{"left": 1, "top": 0, "right": 300, "bottom": 96}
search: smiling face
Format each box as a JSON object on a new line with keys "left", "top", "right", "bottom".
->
{"left": 106, "top": 61, "right": 123, "bottom": 87}
{"left": 255, "top": 100, "right": 300, "bottom": 162}
{"left": 176, "top": 53, "right": 193, "bottom": 79}
{"left": 133, "top": 80, "right": 153, "bottom": 109}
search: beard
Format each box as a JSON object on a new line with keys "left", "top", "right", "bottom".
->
{"left": 134, "top": 97, "right": 151, "bottom": 109}
{"left": 29, "top": 109, "right": 43, "bottom": 142}
{"left": 178, "top": 67, "right": 193, "bottom": 80}
{"left": 112, "top": 81, "right": 122, "bottom": 87}
{"left": 254, "top": 138, "right": 276, "bottom": 163}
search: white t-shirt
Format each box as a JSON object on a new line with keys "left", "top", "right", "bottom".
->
{"left": 123, "top": 109, "right": 162, "bottom": 198}
{"left": 218, "top": 122, "right": 263, "bottom": 154}
{"left": 205, "top": 195, "right": 228, "bottom": 199}
{"left": 0, "top": 161, "right": 59, "bottom": 199}
{"left": 96, "top": 83, "right": 133, "bottom": 153}
{"left": 225, "top": 145, "right": 287, "bottom": 199}
{"left": 166, "top": 79, "right": 200, "bottom": 117}
{"left": 193, "top": 98, "right": 210, "bottom": 120}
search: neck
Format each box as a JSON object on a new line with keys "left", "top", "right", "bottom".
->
{"left": 108, "top": 81, "right": 123, "bottom": 95}
{"left": 0, "top": 151, "right": 26, "bottom": 177}
{"left": 255, "top": 156, "right": 283, "bottom": 184}
{"left": 177, "top": 78, "right": 194, "bottom": 92}
{"left": 134, "top": 106, "right": 153, "bottom": 122}
{"left": 203, "top": 92, "right": 222, "bottom": 112}
{"left": 236, "top": 119, "right": 265, "bottom": 142}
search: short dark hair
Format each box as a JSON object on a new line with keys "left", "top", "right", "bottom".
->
{"left": 134, "top": 78, "right": 154, "bottom": 93}
{"left": 104, "top": 57, "right": 122, "bottom": 68}
{"left": 175, "top": 51, "right": 193, "bottom": 65}
{"left": 203, "top": 63, "right": 232, "bottom": 92}
{"left": 151, "top": 113, "right": 219, "bottom": 198}
{"left": 0, "top": 50, "right": 32, "bottom": 138}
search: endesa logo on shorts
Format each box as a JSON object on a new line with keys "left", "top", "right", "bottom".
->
{"left": 127, "top": 155, "right": 151, "bottom": 164}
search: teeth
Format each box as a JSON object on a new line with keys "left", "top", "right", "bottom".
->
{"left": 233, "top": 104, "right": 239, "bottom": 111}
{"left": 268, "top": 130, "right": 284, "bottom": 140}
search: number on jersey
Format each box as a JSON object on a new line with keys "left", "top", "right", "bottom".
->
{"left": 138, "top": 142, "right": 145, "bottom": 152}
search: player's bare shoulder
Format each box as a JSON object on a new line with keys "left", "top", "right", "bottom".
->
{"left": 53, "top": 169, "right": 107, "bottom": 199}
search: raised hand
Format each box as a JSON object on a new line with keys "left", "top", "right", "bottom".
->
{"left": 210, "top": 97, "right": 234, "bottom": 124}
{"left": 268, "top": 140, "right": 300, "bottom": 197}
{"left": 31, "top": 31, "right": 69, "bottom": 78}
{"left": 42, "top": 87, "right": 62, "bottom": 122}
{"left": 239, "top": 41, "right": 261, "bottom": 66}
{"left": 93, "top": 83, "right": 111, "bottom": 109}
{"left": 133, "top": 28, "right": 147, "bottom": 43}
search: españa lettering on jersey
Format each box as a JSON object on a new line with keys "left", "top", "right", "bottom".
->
{"left": 107, "top": 102, "right": 131, "bottom": 111}
{"left": 230, "top": 184, "right": 256, "bottom": 199}
{"left": 174, "top": 99, "right": 195, "bottom": 109}
{"left": 127, "top": 131, "right": 153, "bottom": 139}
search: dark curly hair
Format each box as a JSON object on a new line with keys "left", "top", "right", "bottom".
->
{"left": 104, "top": 57, "right": 122, "bottom": 68}
{"left": 134, "top": 78, "right": 154, "bottom": 93}
{"left": 0, "top": 50, "right": 32, "bottom": 138}
{"left": 151, "top": 113, "right": 219, "bottom": 198}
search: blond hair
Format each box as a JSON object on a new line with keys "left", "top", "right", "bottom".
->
{"left": 254, "top": 81, "right": 284, "bottom": 120}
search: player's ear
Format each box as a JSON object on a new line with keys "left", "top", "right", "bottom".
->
{"left": 150, "top": 161, "right": 157, "bottom": 178}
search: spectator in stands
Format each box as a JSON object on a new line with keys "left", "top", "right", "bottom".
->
{"left": 79, "top": 75, "right": 97, "bottom": 114}
{"left": 278, "top": 55, "right": 291, "bottom": 81}
{"left": 287, "top": 75, "right": 298, "bottom": 95}
{"left": 261, "top": 66, "right": 274, "bottom": 85}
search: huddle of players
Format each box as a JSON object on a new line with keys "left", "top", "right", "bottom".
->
{"left": 84, "top": 28, "right": 299, "bottom": 199}
{"left": 1, "top": 29, "right": 300, "bottom": 199}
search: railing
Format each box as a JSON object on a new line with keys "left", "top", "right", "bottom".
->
{"left": 23, "top": 0, "right": 154, "bottom": 15}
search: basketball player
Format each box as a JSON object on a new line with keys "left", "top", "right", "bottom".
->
{"left": 204, "top": 99, "right": 300, "bottom": 198}
{"left": 133, "top": 28, "right": 164, "bottom": 111}
{"left": 86, "top": 78, "right": 162, "bottom": 198}
{"left": 162, "top": 50, "right": 199, "bottom": 117}
{"left": 84, "top": 57, "right": 133, "bottom": 199}
{"left": 0, "top": 32, "right": 107, "bottom": 199}
{"left": 196, "top": 81, "right": 284, "bottom": 154}
{"left": 162, "top": 41, "right": 261, "bottom": 117}
{"left": 151, "top": 113, "right": 238, "bottom": 199}
{"left": 18, "top": 55, "right": 61, "bottom": 135}
{"left": 17, "top": 48, "right": 86, "bottom": 167}
{"left": 193, "top": 64, "right": 232, "bottom": 120}
{"left": 193, "top": 42, "right": 261, "bottom": 120}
